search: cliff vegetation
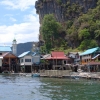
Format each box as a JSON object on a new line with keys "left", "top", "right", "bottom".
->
{"left": 35, "top": 0, "right": 100, "bottom": 53}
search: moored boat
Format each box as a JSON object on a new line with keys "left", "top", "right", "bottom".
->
{"left": 32, "top": 73, "right": 40, "bottom": 77}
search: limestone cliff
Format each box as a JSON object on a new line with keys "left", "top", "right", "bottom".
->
{"left": 35, "top": 0, "right": 97, "bottom": 24}
{"left": 35, "top": 0, "right": 98, "bottom": 49}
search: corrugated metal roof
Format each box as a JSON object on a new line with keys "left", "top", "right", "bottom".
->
{"left": 46, "top": 51, "right": 69, "bottom": 60}
{"left": 92, "top": 54, "right": 100, "bottom": 59}
{"left": 80, "top": 47, "right": 99, "bottom": 56}
{"left": 18, "top": 51, "right": 30, "bottom": 58}
{"left": 0, "top": 46, "right": 11, "bottom": 52}
{"left": 51, "top": 51, "right": 65, "bottom": 57}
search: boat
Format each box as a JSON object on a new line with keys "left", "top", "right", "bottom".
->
{"left": 2, "top": 71, "right": 10, "bottom": 74}
{"left": 25, "top": 73, "right": 32, "bottom": 77}
{"left": 32, "top": 73, "right": 40, "bottom": 77}
{"left": 71, "top": 74, "right": 80, "bottom": 79}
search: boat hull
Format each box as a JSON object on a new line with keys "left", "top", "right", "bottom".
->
{"left": 32, "top": 73, "right": 40, "bottom": 77}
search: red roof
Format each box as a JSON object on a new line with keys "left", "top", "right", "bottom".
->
{"left": 46, "top": 51, "right": 69, "bottom": 60}
{"left": 51, "top": 52, "right": 64, "bottom": 57}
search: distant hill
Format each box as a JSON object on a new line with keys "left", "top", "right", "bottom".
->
{"left": 16, "top": 42, "right": 35, "bottom": 56}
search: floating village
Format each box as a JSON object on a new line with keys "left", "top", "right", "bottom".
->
{"left": 0, "top": 39, "right": 100, "bottom": 80}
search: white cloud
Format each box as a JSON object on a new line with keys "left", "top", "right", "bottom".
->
{"left": 24, "top": 14, "right": 39, "bottom": 22}
{"left": 0, "top": 0, "right": 40, "bottom": 46}
{"left": 0, "top": 21, "right": 40, "bottom": 46}
{"left": 0, "top": 0, "right": 37, "bottom": 11}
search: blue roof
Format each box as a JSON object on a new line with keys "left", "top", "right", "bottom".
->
{"left": 0, "top": 46, "right": 11, "bottom": 52}
{"left": 18, "top": 51, "right": 30, "bottom": 58}
{"left": 32, "top": 52, "right": 37, "bottom": 56}
{"left": 80, "top": 47, "right": 99, "bottom": 56}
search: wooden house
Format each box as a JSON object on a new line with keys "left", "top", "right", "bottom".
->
{"left": 0, "top": 52, "right": 19, "bottom": 73}
{"left": 80, "top": 47, "right": 100, "bottom": 72}
{"left": 0, "top": 46, "right": 19, "bottom": 73}
{"left": 68, "top": 52, "right": 80, "bottom": 64}
{"left": 18, "top": 51, "right": 32, "bottom": 73}
{"left": 40, "top": 51, "right": 70, "bottom": 70}
{"left": 18, "top": 51, "right": 41, "bottom": 73}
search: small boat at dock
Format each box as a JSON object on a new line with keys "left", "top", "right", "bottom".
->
{"left": 32, "top": 73, "right": 40, "bottom": 77}
{"left": 2, "top": 71, "right": 10, "bottom": 74}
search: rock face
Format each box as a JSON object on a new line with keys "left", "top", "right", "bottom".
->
{"left": 35, "top": 0, "right": 98, "bottom": 48}
{"left": 35, "top": 0, "right": 97, "bottom": 24}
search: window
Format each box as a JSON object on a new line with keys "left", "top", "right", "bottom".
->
{"left": 21, "top": 59, "right": 23, "bottom": 62}
{"left": 25, "top": 59, "right": 31, "bottom": 62}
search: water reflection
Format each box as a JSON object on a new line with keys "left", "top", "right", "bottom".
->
{"left": 0, "top": 75, "right": 100, "bottom": 100}
{"left": 39, "top": 78, "right": 100, "bottom": 100}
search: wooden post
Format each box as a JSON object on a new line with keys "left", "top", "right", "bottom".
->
{"left": 9, "top": 55, "right": 10, "bottom": 72}
{"left": 53, "top": 59, "right": 54, "bottom": 69}
{"left": 16, "top": 58, "right": 17, "bottom": 73}
{"left": 56, "top": 52, "right": 57, "bottom": 70}
{"left": 31, "top": 64, "right": 32, "bottom": 73}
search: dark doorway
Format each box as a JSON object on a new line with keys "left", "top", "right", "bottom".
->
{"left": 25, "top": 66, "right": 31, "bottom": 73}
{"left": 0, "top": 67, "right": 2, "bottom": 73}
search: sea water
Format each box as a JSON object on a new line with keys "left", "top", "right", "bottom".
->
{"left": 0, "top": 74, "right": 100, "bottom": 100}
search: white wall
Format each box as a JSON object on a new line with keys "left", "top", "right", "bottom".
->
{"left": 0, "top": 59, "right": 2, "bottom": 66}
{"left": 20, "top": 55, "right": 32, "bottom": 66}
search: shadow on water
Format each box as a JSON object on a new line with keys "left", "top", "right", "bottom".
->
{"left": 0, "top": 75, "right": 100, "bottom": 100}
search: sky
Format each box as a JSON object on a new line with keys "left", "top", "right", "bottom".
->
{"left": 0, "top": 0, "right": 40, "bottom": 46}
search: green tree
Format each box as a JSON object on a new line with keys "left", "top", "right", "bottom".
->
{"left": 78, "top": 39, "right": 97, "bottom": 50}
{"left": 78, "top": 28, "right": 90, "bottom": 40}
{"left": 95, "top": 30, "right": 100, "bottom": 38}
{"left": 41, "top": 14, "right": 63, "bottom": 53}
